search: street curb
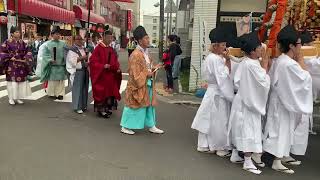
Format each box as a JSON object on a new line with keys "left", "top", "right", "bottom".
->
{"left": 170, "top": 100, "right": 201, "bottom": 105}
{"left": 157, "top": 95, "right": 201, "bottom": 105}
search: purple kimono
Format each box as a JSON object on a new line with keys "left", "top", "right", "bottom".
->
{"left": 0, "top": 38, "right": 33, "bottom": 82}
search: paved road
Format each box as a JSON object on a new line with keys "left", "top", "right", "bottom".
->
{"left": 0, "top": 51, "right": 319, "bottom": 180}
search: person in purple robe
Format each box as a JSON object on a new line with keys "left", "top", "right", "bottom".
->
{"left": 0, "top": 26, "right": 33, "bottom": 105}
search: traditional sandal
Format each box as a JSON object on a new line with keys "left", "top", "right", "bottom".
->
{"left": 243, "top": 167, "right": 262, "bottom": 175}
{"left": 216, "top": 151, "right": 232, "bottom": 157}
{"left": 252, "top": 159, "right": 266, "bottom": 168}
{"left": 283, "top": 159, "right": 301, "bottom": 166}
{"left": 273, "top": 167, "right": 295, "bottom": 174}
{"left": 231, "top": 159, "right": 244, "bottom": 164}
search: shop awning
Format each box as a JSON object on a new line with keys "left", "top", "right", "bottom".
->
{"left": 73, "top": 5, "right": 105, "bottom": 24}
{"left": 7, "top": 0, "right": 75, "bottom": 24}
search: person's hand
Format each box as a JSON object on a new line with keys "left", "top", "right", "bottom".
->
{"left": 11, "top": 57, "right": 16, "bottom": 61}
{"left": 82, "top": 55, "right": 88, "bottom": 61}
{"left": 77, "top": 55, "right": 88, "bottom": 62}
{"left": 147, "top": 71, "right": 154, "bottom": 78}
{"left": 295, "top": 49, "right": 307, "bottom": 70}
{"left": 117, "top": 69, "right": 121, "bottom": 73}
{"left": 50, "top": 60, "right": 56, "bottom": 64}
{"left": 222, "top": 49, "right": 231, "bottom": 61}
{"left": 295, "top": 49, "right": 304, "bottom": 63}
{"left": 104, "top": 64, "right": 110, "bottom": 69}
{"left": 154, "top": 63, "right": 163, "bottom": 69}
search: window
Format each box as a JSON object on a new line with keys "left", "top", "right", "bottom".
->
{"left": 153, "top": 19, "right": 157, "bottom": 23}
{"left": 173, "top": 19, "right": 176, "bottom": 23}
{"left": 153, "top": 26, "right": 157, "bottom": 30}
{"left": 152, "top": 33, "right": 157, "bottom": 37}
{"left": 152, "top": 40, "right": 157, "bottom": 44}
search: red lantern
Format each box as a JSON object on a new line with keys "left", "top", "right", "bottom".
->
{"left": 0, "top": 16, "right": 8, "bottom": 24}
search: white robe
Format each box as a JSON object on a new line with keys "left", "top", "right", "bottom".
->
{"left": 304, "top": 55, "right": 320, "bottom": 101}
{"left": 263, "top": 54, "right": 313, "bottom": 158}
{"left": 191, "top": 53, "right": 234, "bottom": 151}
{"left": 228, "top": 57, "right": 270, "bottom": 153}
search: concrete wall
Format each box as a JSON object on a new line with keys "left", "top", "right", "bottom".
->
{"left": 189, "top": 0, "right": 218, "bottom": 91}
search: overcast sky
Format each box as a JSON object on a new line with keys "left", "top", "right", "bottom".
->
{"left": 140, "top": 0, "right": 161, "bottom": 16}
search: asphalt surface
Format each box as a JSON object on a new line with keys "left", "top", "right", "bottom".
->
{"left": 0, "top": 50, "right": 319, "bottom": 180}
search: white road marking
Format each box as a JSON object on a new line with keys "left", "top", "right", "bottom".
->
{"left": 25, "top": 81, "right": 68, "bottom": 100}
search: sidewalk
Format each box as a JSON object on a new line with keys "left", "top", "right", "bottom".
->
{"left": 155, "top": 82, "right": 202, "bottom": 105}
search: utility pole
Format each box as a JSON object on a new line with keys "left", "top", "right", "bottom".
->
{"left": 159, "top": 0, "right": 165, "bottom": 62}
{"left": 169, "top": 0, "right": 173, "bottom": 36}
{"left": 86, "top": 0, "right": 92, "bottom": 49}
{"left": 175, "top": 0, "right": 179, "bottom": 34}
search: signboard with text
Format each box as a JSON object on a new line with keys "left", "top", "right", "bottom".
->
{"left": 199, "top": 17, "right": 209, "bottom": 80}
{"left": 127, "top": 10, "right": 132, "bottom": 31}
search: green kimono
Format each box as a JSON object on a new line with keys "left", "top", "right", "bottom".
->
{"left": 41, "top": 40, "right": 67, "bottom": 82}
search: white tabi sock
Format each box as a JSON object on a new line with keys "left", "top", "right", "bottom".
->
{"left": 243, "top": 156, "right": 261, "bottom": 174}
{"left": 272, "top": 159, "right": 295, "bottom": 174}
{"left": 230, "top": 149, "right": 244, "bottom": 163}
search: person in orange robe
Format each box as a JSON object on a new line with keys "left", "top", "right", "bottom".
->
{"left": 89, "top": 28, "right": 122, "bottom": 118}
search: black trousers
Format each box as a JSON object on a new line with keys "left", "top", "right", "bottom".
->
{"left": 165, "top": 65, "right": 173, "bottom": 89}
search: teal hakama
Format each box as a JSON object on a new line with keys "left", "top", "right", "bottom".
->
{"left": 120, "top": 79, "right": 156, "bottom": 129}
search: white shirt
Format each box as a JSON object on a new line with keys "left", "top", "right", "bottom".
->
{"left": 137, "top": 45, "right": 152, "bottom": 72}
{"left": 66, "top": 46, "right": 86, "bottom": 74}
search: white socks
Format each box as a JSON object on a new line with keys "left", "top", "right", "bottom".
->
{"left": 243, "top": 156, "right": 261, "bottom": 175}
{"left": 230, "top": 149, "right": 244, "bottom": 163}
{"left": 272, "top": 159, "right": 295, "bottom": 174}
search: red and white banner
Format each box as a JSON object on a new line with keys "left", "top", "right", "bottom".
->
{"left": 127, "top": 10, "right": 132, "bottom": 31}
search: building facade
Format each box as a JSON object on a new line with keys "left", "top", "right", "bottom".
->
{"left": 143, "top": 14, "right": 176, "bottom": 46}
{"left": 0, "top": 0, "right": 134, "bottom": 44}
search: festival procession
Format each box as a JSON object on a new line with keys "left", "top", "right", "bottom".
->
{"left": 0, "top": 0, "right": 319, "bottom": 179}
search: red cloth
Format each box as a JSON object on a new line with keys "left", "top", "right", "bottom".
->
{"left": 89, "top": 43, "right": 121, "bottom": 104}
{"left": 163, "top": 51, "right": 171, "bottom": 66}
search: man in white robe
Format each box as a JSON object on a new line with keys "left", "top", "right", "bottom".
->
{"left": 263, "top": 25, "right": 313, "bottom": 174}
{"left": 300, "top": 30, "right": 319, "bottom": 135}
{"left": 228, "top": 31, "right": 270, "bottom": 175}
{"left": 191, "top": 27, "right": 234, "bottom": 157}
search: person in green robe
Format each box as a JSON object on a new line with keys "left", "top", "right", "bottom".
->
{"left": 41, "top": 26, "right": 67, "bottom": 100}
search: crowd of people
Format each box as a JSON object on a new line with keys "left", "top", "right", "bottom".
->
{"left": 1, "top": 21, "right": 318, "bottom": 175}
{"left": 0, "top": 24, "right": 164, "bottom": 135}
{"left": 192, "top": 25, "right": 318, "bottom": 175}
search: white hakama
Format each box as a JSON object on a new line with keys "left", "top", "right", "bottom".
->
{"left": 228, "top": 58, "right": 270, "bottom": 153}
{"left": 263, "top": 54, "right": 313, "bottom": 158}
{"left": 191, "top": 53, "right": 234, "bottom": 151}
{"left": 47, "top": 80, "right": 65, "bottom": 97}
{"left": 7, "top": 81, "right": 32, "bottom": 100}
